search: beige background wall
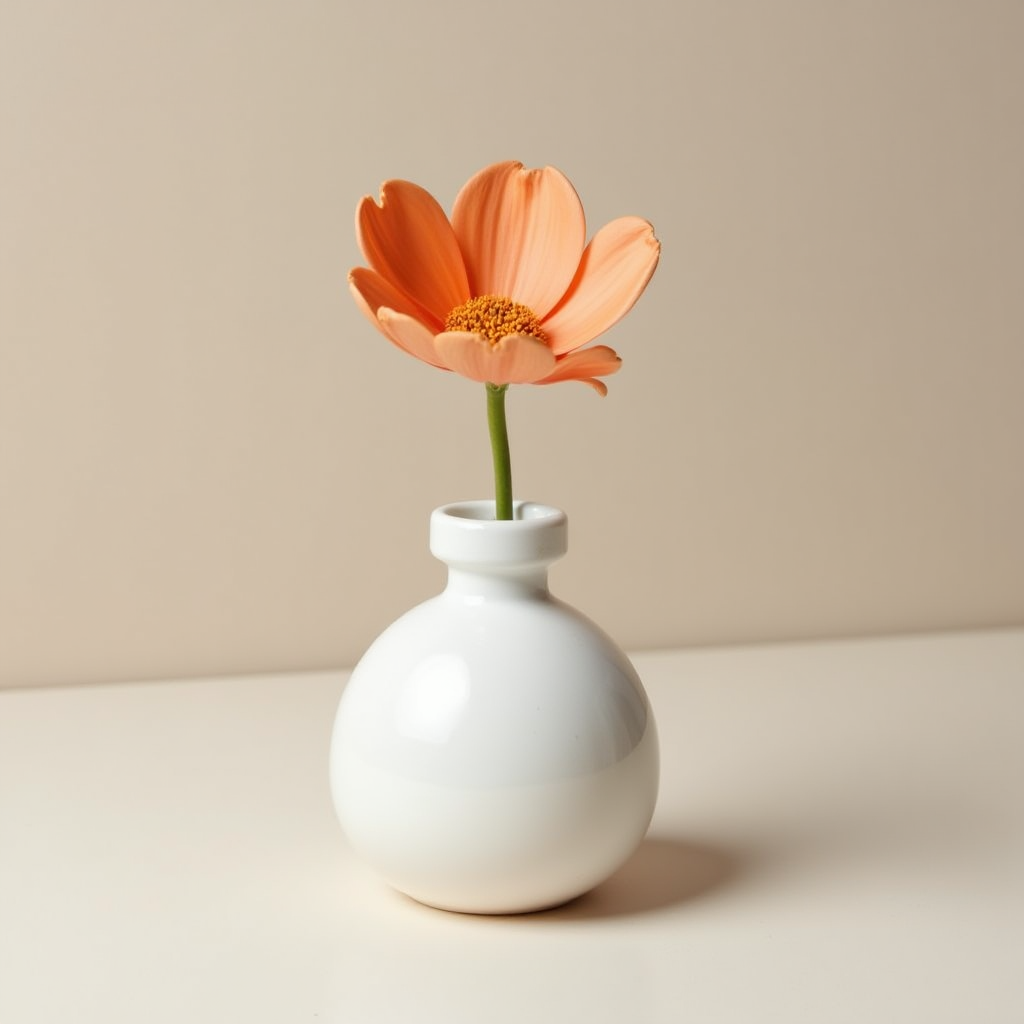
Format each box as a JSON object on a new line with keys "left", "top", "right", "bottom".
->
{"left": 2, "top": 0, "right": 1022, "bottom": 688}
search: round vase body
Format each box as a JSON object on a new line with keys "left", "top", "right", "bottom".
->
{"left": 329, "top": 501, "right": 659, "bottom": 914}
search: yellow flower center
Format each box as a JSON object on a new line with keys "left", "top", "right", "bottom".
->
{"left": 444, "top": 295, "right": 547, "bottom": 344}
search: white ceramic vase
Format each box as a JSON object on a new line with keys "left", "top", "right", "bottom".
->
{"left": 329, "top": 500, "right": 659, "bottom": 914}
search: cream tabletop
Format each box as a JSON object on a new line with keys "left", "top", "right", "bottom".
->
{"left": 2, "top": 630, "right": 1022, "bottom": 1023}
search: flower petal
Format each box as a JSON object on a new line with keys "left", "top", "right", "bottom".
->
{"left": 452, "top": 161, "right": 586, "bottom": 318}
{"left": 434, "top": 331, "right": 557, "bottom": 385}
{"left": 541, "top": 217, "right": 660, "bottom": 355}
{"left": 376, "top": 309, "right": 450, "bottom": 369}
{"left": 357, "top": 180, "right": 470, "bottom": 324}
{"left": 349, "top": 267, "right": 438, "bottom": 334}
{"left": 538, "top": 345, "right": 622, "bottom": 393}
{"left": 564, "top": 377, "right": 609, "bottom": 395}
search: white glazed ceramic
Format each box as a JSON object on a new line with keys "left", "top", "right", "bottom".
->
{"left": 329, "top": 500, "right": 659, "bottom": 915}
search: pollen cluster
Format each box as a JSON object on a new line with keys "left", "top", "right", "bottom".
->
{"left": 444, "top": 295, "right": 547, "bottom": 344}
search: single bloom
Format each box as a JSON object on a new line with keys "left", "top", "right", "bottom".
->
{"left": 349, "top": 160, "right": 660, "bottom": 395}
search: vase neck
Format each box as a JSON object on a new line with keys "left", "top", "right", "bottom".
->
{"left": 429, "top": 501, "right": 567, "bottom": 601}
{"left": 444, "top": 565, "right": 551, "bottom": 600}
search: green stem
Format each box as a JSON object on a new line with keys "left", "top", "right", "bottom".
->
{"left": 485, "top": 382, "right": 513, "bottom": 520}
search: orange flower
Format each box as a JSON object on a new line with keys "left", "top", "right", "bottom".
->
{"left": 349, "top": 160, "right": 660, "bottom": 395}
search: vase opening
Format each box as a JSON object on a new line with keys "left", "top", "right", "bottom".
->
{"left": 441, "top": 500, "right": 561, "bottom": 523}
{"left": 430, "top": 500, "right": 568, "bottom": 570}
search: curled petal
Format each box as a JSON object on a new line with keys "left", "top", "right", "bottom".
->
{"left": 538, "top": 345, "right": 622, "bottom": 394}
{"left": 378, "top": 309, "right": 449, "bottom": 369}
{"left": 452, "top": 161, "right": 586, "bottom": 318}
{"left": 357, "top": 180, "right": 470, "bottom": 324}
{"left": 349, "top": 267, "right": 438, "bottom": 336}
{"left": 541, "top": 217, "right": 660, "bottom": 355}
{"left": 566, "top": 377, "right": 609, "bottom": 395}
{"left": 434, "top": 331, "right": 557, "bottom": 385}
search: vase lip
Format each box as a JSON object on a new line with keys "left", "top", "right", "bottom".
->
{"left": 430, "top": 500, "right": 568, "bottom": 568}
